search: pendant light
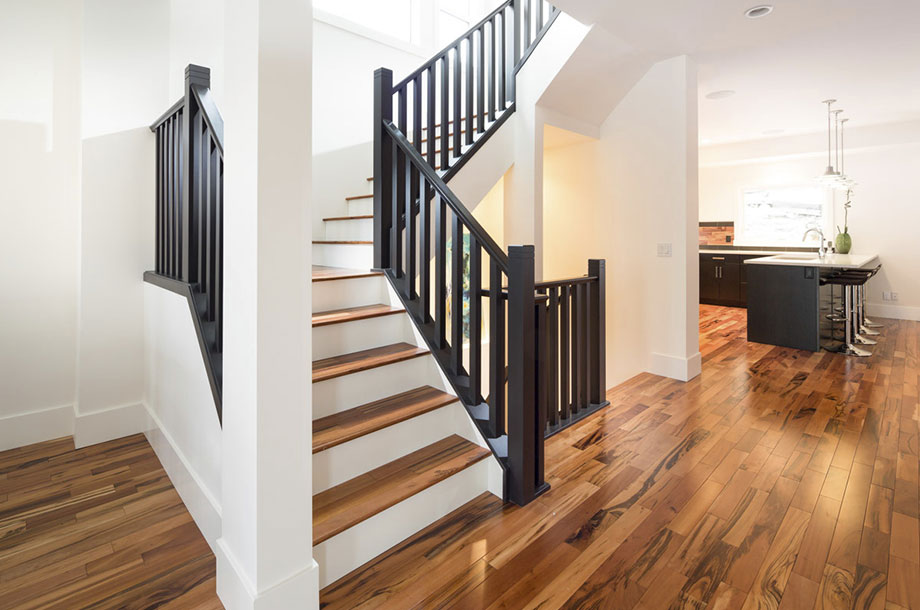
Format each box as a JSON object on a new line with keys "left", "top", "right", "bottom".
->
{"left": 819, "top": 99, "right": 840, "bottom": 184}
{"left": 837, "top": 117, "right": 857, "bottom": 188}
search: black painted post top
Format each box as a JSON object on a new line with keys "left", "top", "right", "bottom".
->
{"left": 185, "top": 64, "right": 211, "bottom": 89}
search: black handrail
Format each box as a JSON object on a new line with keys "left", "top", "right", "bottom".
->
{"left": 146, "top": 64, "right": 225, "bottom": 423}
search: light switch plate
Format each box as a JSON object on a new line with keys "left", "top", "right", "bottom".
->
{"left": 657, "top": 243, "right": 672, "bottom": 257}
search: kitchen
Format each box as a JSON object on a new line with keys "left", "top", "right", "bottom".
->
{"left": 697, "top": 7, "right": 919, "bottom": 356}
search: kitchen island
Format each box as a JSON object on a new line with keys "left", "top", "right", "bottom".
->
{"left": 744, "top": 253, "right": 879, "bottom": 351}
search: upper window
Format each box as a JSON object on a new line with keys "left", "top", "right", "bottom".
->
{"left": 738, "top": 185, "right": 831, "bottom": 247}
{"left": 314, "top": 0, "right": 412, "bottom": 43}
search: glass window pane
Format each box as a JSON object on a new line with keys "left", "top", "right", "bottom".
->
{"left": 740, "top": 186, "right": 827, "bottom": 246}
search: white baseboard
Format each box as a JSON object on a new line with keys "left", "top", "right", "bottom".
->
{"left": 217, "top": 538, "right": 319, "bottom": 610}
{"left": 0, "top": 405, "right": 75, "bottom": 452}
{"left": 74, "top": 402, "right": 150, "bottom": 448}
{"left": 648, "top": 351, "right": 702, "bottom": 382}
{"left": 867, "top": 302, "right": 920, "bottom": 322}
{"left": 144, "top": 404, "right": 222, "bottom": 551}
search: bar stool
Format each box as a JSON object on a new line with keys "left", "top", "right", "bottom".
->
{"left": 836, "top": 269, "right": 879, "bottom": 345}
{"left": 821, "top": 272, "right": 872, "bottom": 357}
{"left": 862, "top": 265, "right": 884, "bottom": 329}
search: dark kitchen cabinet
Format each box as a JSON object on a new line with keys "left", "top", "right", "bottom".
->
{"left": 700, "top": 253, "right": 746, "bottom": 307}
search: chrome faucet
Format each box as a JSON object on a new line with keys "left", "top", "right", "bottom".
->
{"left": 803, "top": 227, "right": 827, "bottom": 257}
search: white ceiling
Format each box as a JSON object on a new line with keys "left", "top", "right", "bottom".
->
{"left": 553, "top": 0, "right": 920, "bottom": 145}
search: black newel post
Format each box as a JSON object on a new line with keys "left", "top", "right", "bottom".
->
{"left": 588, "top": 259, "right": 606, "bottom": 405}
{"left": 507, "top": 245, "right": 546, "bottom": 505}
{"left": 182, "top": 64, "right": 210, "bottom": 284}
{"left": 373, "top": 68, "right": 393, "bottom": 270}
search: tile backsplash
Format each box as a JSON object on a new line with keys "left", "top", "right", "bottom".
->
{"left": 699, "top": 222, "right": 734, "bottom": 246}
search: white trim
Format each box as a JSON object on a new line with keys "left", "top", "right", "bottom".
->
{"left": 648, "top": 351, "right": 702, "bottom": 382}
{"left": 144, "top": 404, "right": 222, "bottom": 551}
{"left": 73, "top": 402, "right": 150, "bottom": 448}
{"left": 216, "top": 539, "right": 320, "bottom": 610}
{"left": 0, "top": 405, "right": 75, "bottom": 452}
{"left": 867, "top": 302, "right": 920, "bottom": 322}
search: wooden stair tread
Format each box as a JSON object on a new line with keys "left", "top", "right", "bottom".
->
{"left": 345, "top": 194, "right": 373, "bottom": 201}
{"left": 312, "top": 265, "right": 380, "bottom": 282}
{"left": 312, "top": 434, "right": 489, "bottom": 544}
{"left": 313, "top": 240, "right": 373, "bottom": 245}
{"left": 312, "top": 304, "right": 403, "bottom": 327}
{"left": 313, "top": 342, "right": 428, "bottom": 383}
{"left": 312, "top": 386, "right": 456, "bottom": 453}
{"left": 323, "top": 214, "right": 373, "bottom": 222}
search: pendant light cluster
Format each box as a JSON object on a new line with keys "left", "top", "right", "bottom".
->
{"left": 818, "top": 99, "right": 856, "bottom": 189}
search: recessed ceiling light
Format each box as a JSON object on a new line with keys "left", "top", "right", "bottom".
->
{"left": 705, "top": 90, "right": 735, "bottom": 100}
{"left": 745, "top": 5, "right": 773, "bottom": 18}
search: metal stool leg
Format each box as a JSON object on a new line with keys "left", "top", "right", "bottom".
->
{"left": 861, "top": 285, "right": 883, "bottom": 329}
{"left": 841, "top": 286, "right": 871, "bottom": 357}
{"left": 858, "top": 285, "right": 880, "bottom": 336}
{"left": 853, "top": 284, "right": 877, "bottom": 345}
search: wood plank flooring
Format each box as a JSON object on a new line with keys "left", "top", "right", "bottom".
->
{"left": 321, "top": 305, "right": 920, "bottom": 609}
{"left": 0, "top": 434, "right": 222, "bottom": 609}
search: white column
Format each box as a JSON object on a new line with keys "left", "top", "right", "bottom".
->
{"left": 217, "top": 0, "right": 316, "bottom": 608}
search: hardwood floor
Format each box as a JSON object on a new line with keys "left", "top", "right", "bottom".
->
{"left": 0, "top": 434, "right": 222, "bottom": 609}
{"left": 321, "top": 305, "right": 920, "bottom": 609}
{"left": 4, "top": 306, "right": 916, "bottom": 609}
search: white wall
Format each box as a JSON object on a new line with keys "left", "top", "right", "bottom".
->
{"left": 700, "top": 121, "right": 920, "bottom": 320}
{"left": 543, "top": 55, "right": 700, "bottom": 386}
{"left": 144, "top": 284, "right": 222, "bottom": 546}
{"left": 0, "top": 0, "right": 82, "bottom": 448}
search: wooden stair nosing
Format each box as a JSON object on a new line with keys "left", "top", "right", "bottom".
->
{"left": 312, "top": 434, "right": 489, "bottom": 545}
{"left": 312, "top": 266, "right": 381, "bottom": 282}
{"left": 313, "top": 240, "right": 373, "bottom": 245}
{"left": 312, "top": 342, "right": 429, "bottom": 383}
{"left": 312, "top": 386, "right": 457, "bottom": 454}
{"left": 345, "top": 194, "right": 373, "bottom": 201}
{"left": 312, "top": 304, "right": 404, "bottom": 328}
{"left": 323, "top": 214, "right": 374, "bottom": 222}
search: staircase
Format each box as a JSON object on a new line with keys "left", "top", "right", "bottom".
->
{"left": 312, "top": 0, "right": 610, "bottom": 590}
{"left": 311, "top": 177, "right": 499, "bottom": 587}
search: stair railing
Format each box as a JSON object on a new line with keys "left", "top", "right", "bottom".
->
{"left": 373, "top": 1, "right": 566, "bottom": 506}
{"left": 145, "top": 64, "right": 225, "bottom": 423}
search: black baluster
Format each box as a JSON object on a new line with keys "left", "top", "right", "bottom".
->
{"left": 469, "top": 235, "right": 482, "bottom": 403}
{"left": 560, "top": 284, "right": 570, "bottom": 421}
{"left": 426, "top": 66, "right": 436, "bottom": 168}
{"left": 439, "top": 56, "right": 449, "bottom": 171}
{"left": 451, "top": 214, "right": 464, "bottom": 374}
{"left": 405, "top": 150, "right": 415, "bottom": 299}
{"left": 465, "top": 35, "right": 473, "bottom": 145}
{"left": 548, "top": 287, "right": 559, "bottom": 429}
{"left": 435, "top": 194, "right": 447, "bottom": 347}
{"left": 488, "top": 18, "right": 496, "bottom": 122}
{"left": 589, "top": 260, "right": 606, "bottom": 405}
{"left": 419, "top": 176, "right": 431, "bottom": 321}
{"left": 477, "top": 27, "right": 485, "bottom": 134}
{"left": 488, "top": 260, "right": 505, "bottom": 437}
{"left": 452, "top": 46, "right": 462, "bottom": 165}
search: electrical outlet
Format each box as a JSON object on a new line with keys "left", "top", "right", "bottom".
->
{"left": 882, "top": 291, "right": 891, "bottom": 301}
{"left": 657, "top": 243, "right": 672, "bottom": 257}
{"left": 890, "top": 292, "right": 899, "bottom": 301}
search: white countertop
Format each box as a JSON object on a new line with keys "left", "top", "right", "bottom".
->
{"left": 744, "top": 253, "right": 879, "bottom": 269}
{"left": 699, "top": 249, "right": 815, "bottom": 255}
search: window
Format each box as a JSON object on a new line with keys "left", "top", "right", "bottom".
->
{"left": 314, "top": 0, "right": 412, "bottom": 43}
{"left": 738, "top": 185, "right": 831, "bottom": 246}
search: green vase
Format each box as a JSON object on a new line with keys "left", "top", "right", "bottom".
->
{"left": 835, "top": 231, "right": 852, "bottom": 254}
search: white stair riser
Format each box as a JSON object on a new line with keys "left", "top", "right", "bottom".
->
{"left": 312, "top": 275, "right": 396, "bottom": 311}
{"left": 312, "top": 242, "right": 373, "bottom": 269}
{"left": 313, "top": 401, "right": 473, "bottom": 493}
{"left": 347, "top": 198, "right": 373, "bottom": 216}
{"left": 313, "top": 459, "right": 491, "bottom": 588}
{"left": 313, "top": 314, "right": 414, "bottom": 360}
{"left": 313, "top": 356, "right": 446, "bottom": 418}
{"left": 324, "top": 217, "right": 373, "bottom": 242}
